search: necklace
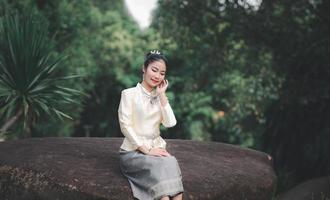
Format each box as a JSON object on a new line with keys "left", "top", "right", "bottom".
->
{"left": 139, "top": 84, "right": 159, "bottom": 105}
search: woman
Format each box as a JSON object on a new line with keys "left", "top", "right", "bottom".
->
{"left": 118, "top": 50, "right": 184, "bottom": 200}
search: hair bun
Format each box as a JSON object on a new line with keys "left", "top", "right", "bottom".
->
{"left": 144, "top": 50, "right": 168, "bottom": 68}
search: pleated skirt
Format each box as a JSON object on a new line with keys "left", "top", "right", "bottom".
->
{"left": 119, "top": 149, "right": 184, "bottom": 200}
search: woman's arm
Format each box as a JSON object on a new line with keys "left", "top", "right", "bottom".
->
{"left": 118, "top": 90, "right": 144, "bottom": 149}
{"left": 159, "top": 92, "right": 177, "bottom": 127}
{"left": 157, "top": 80, "right": 177, "bottom": 127}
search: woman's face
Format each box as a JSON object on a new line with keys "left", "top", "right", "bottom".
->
{"left": 143, "top": 60, "right": 166, "bottom": 88}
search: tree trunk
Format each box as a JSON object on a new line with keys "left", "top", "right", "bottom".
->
{"left": 0, "top": 109, "right": 23, "bottom": 135}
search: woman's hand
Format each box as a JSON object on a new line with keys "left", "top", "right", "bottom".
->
{"left": 148, "top": 148, "right": 171, "bottom": 157}
{"left": 156, "top": 79, "right": 169, "bottom": 95}
{"left": 157, "top": 79, "right": 169, "bottom": 107}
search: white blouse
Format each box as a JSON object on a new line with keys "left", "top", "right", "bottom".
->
{"left": 118, "top": 82, "right": 177, "bottom": 151}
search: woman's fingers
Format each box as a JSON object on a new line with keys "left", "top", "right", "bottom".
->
{"left": 164, "top": 79, "right": 168, "bottom": 88}
{"left": 147, "top": 148, "right": 171, "bottom": 157}
{"left": 160, "top": 149, "right": 171, "bottom": 157}
{"left": 152, "top": 148, "right": 171, "bottom": 157}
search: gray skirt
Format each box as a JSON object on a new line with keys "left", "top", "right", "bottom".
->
{"left": 119, "top": 149, "right": 184, "bottom": 200}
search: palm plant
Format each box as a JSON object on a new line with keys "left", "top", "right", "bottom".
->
{"left": 0, "top": 12, "right": 84, "bottom": 137}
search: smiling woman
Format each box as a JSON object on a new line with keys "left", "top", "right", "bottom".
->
{"left": 124, "top": 0, "right": 157, "bottom": 29}
{"left": 118, "top": 50, "right": 184, "bottom": 200}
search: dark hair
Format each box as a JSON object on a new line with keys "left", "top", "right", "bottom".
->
{"left": 144, "top": 50, "right": 168, "bottom": 69}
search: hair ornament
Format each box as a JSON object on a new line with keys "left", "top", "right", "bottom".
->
{"left": 150, "top": 50, "right": 161, "bottom": 55}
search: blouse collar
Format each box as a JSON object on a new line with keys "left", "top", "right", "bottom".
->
{"left": 137, "top": 82, "right": 157, "bottom": 97}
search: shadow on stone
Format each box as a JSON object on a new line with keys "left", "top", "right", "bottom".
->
{"left": 278, "top": 176, "right": 330, "bottom": 200}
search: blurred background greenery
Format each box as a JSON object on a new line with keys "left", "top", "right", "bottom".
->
{"left": 1, "top": 0, "right": 330, "bottom": 196}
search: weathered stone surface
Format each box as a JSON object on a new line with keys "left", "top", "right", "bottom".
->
{"left": 278, "top": 176, "right": 330, "bottom": 200}
{"left": 0, "top": 137, "right": 276, "bottom": 200}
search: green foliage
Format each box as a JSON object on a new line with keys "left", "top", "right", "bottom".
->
{"left": 0, "top": 0, "right": 161, "bottom": 138}
{"left": 152, "top": 0, "right": 282, "bottom": 148}
{"left": 0, "top": 11, "right": 83, "bottom": 138}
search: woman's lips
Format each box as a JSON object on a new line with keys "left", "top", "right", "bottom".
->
{"left": 151, "top": 79, "right": 159, "bottom": 84}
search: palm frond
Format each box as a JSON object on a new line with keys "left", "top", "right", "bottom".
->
{"left": 0, "top": 11, "right": 84, "bottom": 133}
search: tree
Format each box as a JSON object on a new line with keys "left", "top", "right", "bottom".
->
{"left": 152, "top": 0, "right": 280, "bottom": 145}
{"left": 0, "top": 11, "right": 83, "bottom": 138}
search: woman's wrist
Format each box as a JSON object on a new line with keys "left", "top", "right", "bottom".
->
{"left": 159, "top": 92, "right": 167, "bottom": 98}
{"left": 138, "top": 145, "right": 151, "bottom": 155}
{"left": 159, "top": 92, "right": 168, "bottom": 106}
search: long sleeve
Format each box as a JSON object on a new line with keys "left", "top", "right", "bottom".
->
{"left": 118, "top": 90, "right": 144, "bottom": 149}
{"left": 160, "top": 102, "right": 177, "bottom": 127}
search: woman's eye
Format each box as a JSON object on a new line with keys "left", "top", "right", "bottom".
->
{"left": 161, "top": 73, "right": 165, "bottom": 76}
{"left": 152, "top": 69, "right": 157, "bottom": 72}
